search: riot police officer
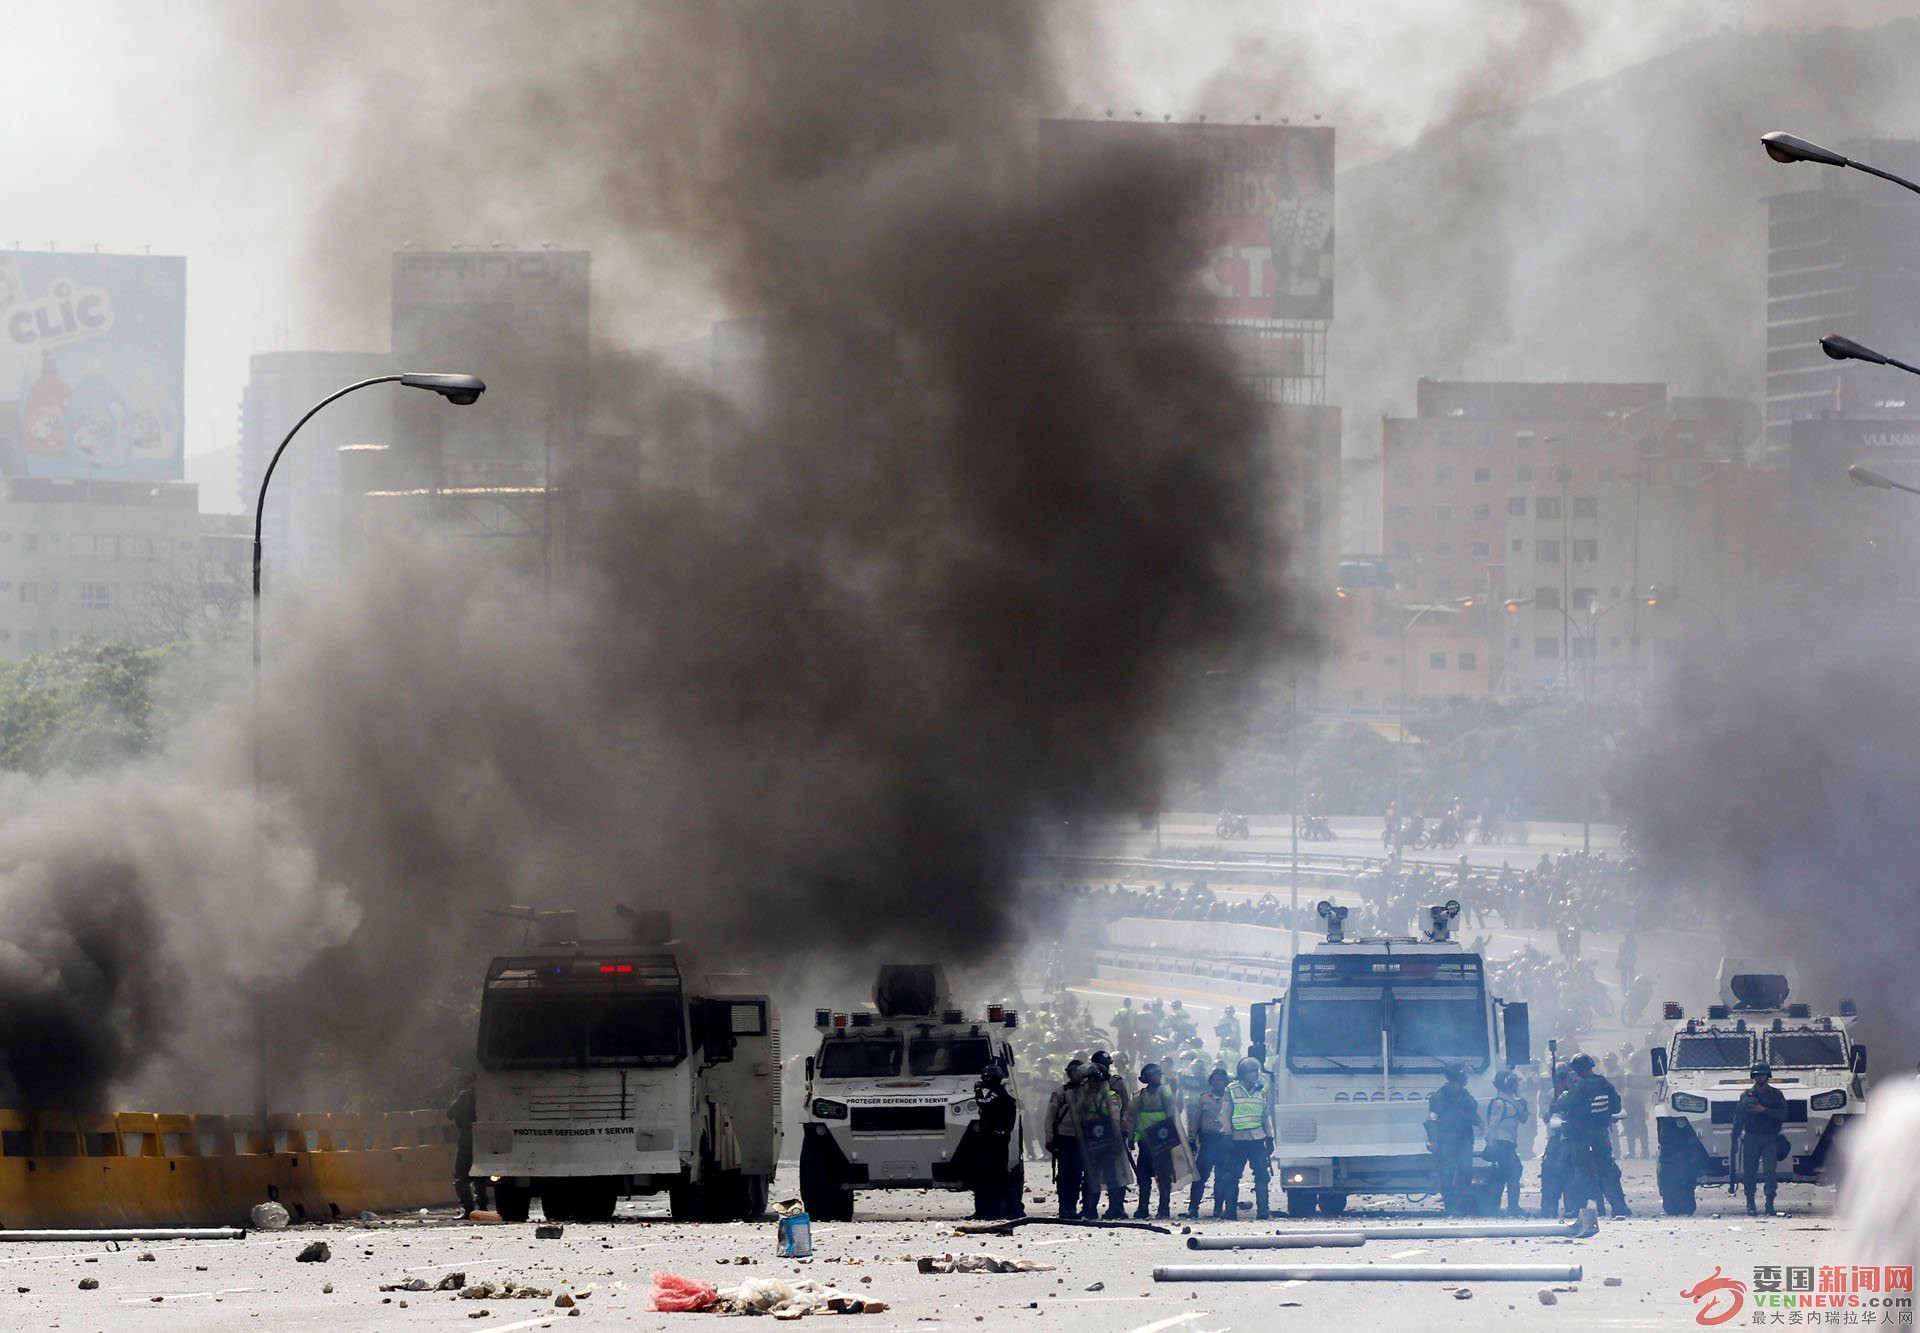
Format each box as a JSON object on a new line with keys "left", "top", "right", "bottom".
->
{"left": 1558, "top": 1052, "right": 1628, "bottom": 1217}
{"left": 1425, "top": 1062, "right": 1480, "bottom": 1214}
{"left": 972, "top": 1063, "right": 1021, "bottom": 1219}
{"left": 1736, "top": 1061, "right": 1789, "bottom": 1216}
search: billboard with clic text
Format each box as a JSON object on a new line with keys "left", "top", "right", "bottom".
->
{"left": 0, "top": 252, "right": 185, "bottom": 480}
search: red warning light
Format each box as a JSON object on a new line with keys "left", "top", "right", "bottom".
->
{"left": 1663, "top": 1001, "right": 1684, "bottom": 1020}
{"left": 599, "top": 964, "right": 616, "bottom": 974}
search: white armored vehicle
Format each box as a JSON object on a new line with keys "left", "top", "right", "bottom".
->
{"left": 1250, "top": 900, "right": 1533, "bottom": 1217}
{"left": 798, "top": 964, "right": 1023, "bottom": 1221}
{"left": 1651, "top": 957, "right": 1866, "bottom": 1215}
{"left": 471, "top": 909, "right": 780, "bottom": 1223}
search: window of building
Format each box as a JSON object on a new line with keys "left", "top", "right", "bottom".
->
{"left": 1516, "top": 430, "right": 1536, "bottom": 447}
{"left": 1516, "top": 465, "right": 1534, "bottom": 484}
{"left": 1534, "top": 637, "right": 1559, "bottom": 659}
{"left": 1434, "top": 539, "right": 1454, "bottom": 557}
{"left": 1574, "top": 586, "right": 1598, "bottom": 609}
{"left": 1536, "top": 540, "right": 1561, "bottom": 563}
{"left": 1391, "top": 465, "right": 1412, "bottom": 484}
{"left": 18, "top": 583, "right": 36, "bottom": 604}
{"left": 1429, "top": 652, "right": 1447, "bottom": 670}
{"left": 1434, "top": 503, "right": 1453, "bottom": 522}
{"left": 1472, "top": 503, "right": 1491, "bottom": 521}
{"left": 1569, "top": 637, "right": 1588, "bottom": 660}
{"left": 1393, "top": 540, "right": 1413, "bottom": 559}
{"left": 1572, "top": 539, "right": 1599, "bottom": 563}
{"left": 1573, "top": 496, "right": 1599, "bottom": 519}
{"left": 1438, "top": 430, "right": 1454, "bottom": 448}
{"left": 1536, "top": 496, "right": 1561, "bottom": 520}
{"left": 1459, "top": 652, "right": 1478, "bottom": 672}
{"left": 1436, "top": 466, "right": 1454, "bottom": 485}
{"left": 1555, "top": 465, "right": 1572, "bottom": 484}
{"left": 1535, "top": 588, "right": 1561, "bottom": 611}
{"left": 1598, "top": 468, "right": 1615, "bottom": 484}
{"left": 1473, "top": 467, "right": 1492, "bottom": 484}
{"left": 1507, "top": 496, "right": 1526, "bottom": 516}
{"left": 1511, "top": 538, "right": 1523, "bottom": 553}
{"left": 80, "top": 584, "right": 110, "bottom": 610}
{"left": 1471, "top": 541, "right": 1491, "bottom": 558}
{"left": 1357, "top": 650, "right": 1372, "bottom": 662}
{"left": 1392, "top": 504, "right": 1414, "bottom": 520}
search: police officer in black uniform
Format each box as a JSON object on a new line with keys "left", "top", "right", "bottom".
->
{"left": 1558, "top": 1052, "right": 1628, "bottom": 1216}
{"left": 972, "top": 1063, "right": 1022, "bottom": 1219}
{"left": 1736, "top": 1061, "right": 1789, "bottom": 1217}
{"left": 1425, "top": 1062, "right": 1481, "bottom": 1214}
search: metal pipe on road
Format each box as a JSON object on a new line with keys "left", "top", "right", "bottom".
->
{"left": 1187, "top": 1209, "right": 1597, "bottom": 1248}
{"left": 1155, "top": 1262, "right": 1584, "bottom": 1283}
{"left": 1184, "top": 1232, "right": 1366, "bottom": 1250}
{"left": 0, "top": 1227, "right": 245, "bottom": 1242}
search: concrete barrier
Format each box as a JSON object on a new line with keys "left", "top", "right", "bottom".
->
{"left": 0, "top": 1109, "right": 455, "bottom": 1229}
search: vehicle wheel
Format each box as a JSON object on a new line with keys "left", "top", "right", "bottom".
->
{"left": 535, "top": 1179, "right": 573, "bottom": 1222}
{"left": 572, "top": 1178, "right": 618, "bottom": 1223}
{"left": 1316, "top": 1192, "right": 1348, "bottom": 1216}
{"left": 1285, "top": 1189, "right": 1317, "bottom": 1218}
{"left": 800, "top": 1135, "right": 853, "bottom": 1222}
{"left": 1412, "top": 831, "right": 1430, "bottom": 850}
{"left": 494, "top": 1181, "right": 531, "bottom": 1224}
{"left": 1657, "top": 1158, "right": 1697, "bottom": 1216}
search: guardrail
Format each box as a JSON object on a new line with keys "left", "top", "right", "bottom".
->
{"left": 1095, "top": 947, "right": 1290, "bottom": 994}
{"left": 1038, "top": 849, "right": 1450, "bottom": 884}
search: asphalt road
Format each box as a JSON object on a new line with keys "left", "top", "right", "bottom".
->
{"left": 1, "top": 1158, "right": 1863, "bottom": 1332}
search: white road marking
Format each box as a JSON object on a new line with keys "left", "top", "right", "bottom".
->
{"left": 1125, "top": 1313, "right": 1209, "bottom": 1333}
{"left": 472, "top": 1315, "right": 560, "bottom": 1333}
{"left": 119, "top": 1286, "right": 258, "bottom": 1303}
{"left": 1388, "top": 1246, "right": 1428, "bottom": 1258}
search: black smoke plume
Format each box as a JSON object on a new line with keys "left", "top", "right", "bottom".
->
{"left": 0, "top": 2, "right": 1295, "bottom": 1108}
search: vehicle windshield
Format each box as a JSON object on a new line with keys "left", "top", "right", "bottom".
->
{"left": 909, "top": 1036, "right": 994, "bottom": 1078}
{"left": 817, "top": 1038, "right": 903, "bottom": 1079}
{"left": 1286, "top": 955, "right": 1489, "bottom": 1073}
{"left": 479, "top": 956, "right": 686, "bottom": 1069}
{"left": 1765, "top": 1032, "right": 1848, "bottom": 1068}
{"left": 1670, "top": 1032, "right": 1754, "bottom": 1069}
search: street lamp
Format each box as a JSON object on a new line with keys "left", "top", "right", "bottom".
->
{"left": 1642, "top": 584, "right": 1727, "bottom": 636}
{"left": 1821, "top": 334, "right": 1920, "bottom": 382}
{"left": 1762, "top": 131, "right": 1920, "bottom": 198}
{"left": 1848, "top": 464, "right": 1920, "bottom": 496}
{"left": 252, "top": 372, "right": 487, "bottom": 675}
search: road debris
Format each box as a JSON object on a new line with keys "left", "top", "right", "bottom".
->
{"left": 1154, "top": 1263, "right": 1586, "bottom": 1284}
{"left": 913, "top": 1254, "right": 1056, "bottom": 1275}
{"left": 535, "top": 1224, "right": 565, "bottom": 1239}
{"left": 250, "top": 1202, "right": 291, "bottom": 1231}
{"left": 295, "top": 1241, "right": 331, "bottom": 1263}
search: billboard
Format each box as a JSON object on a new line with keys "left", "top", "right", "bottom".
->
{"left": 1037, "top": 119, "right": 1334, "bottom": 321}
{"left": 391, "top": 250, "right": 589, "bottom": 486}
{"left": 0, "top": 252, "right": 186, "bottom": 479}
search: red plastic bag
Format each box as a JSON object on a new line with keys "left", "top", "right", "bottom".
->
{"left": 650, "top": 1271, "right": 719, "bottom": 1312}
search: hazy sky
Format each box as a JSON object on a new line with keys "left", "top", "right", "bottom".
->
{"left": 2, "top": 0, "right": 1897, "bottom": 510}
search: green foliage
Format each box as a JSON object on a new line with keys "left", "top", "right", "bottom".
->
{"left": 0, "top": 639, "right": 187, "bottom": 774}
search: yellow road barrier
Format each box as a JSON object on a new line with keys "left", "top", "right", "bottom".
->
{"left": 0, "top": 1109, "right": 456, "bottom": 1228}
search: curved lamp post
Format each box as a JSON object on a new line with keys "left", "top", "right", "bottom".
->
{"left": 1762, "top": 132, "right": 1920, "bottom": 197}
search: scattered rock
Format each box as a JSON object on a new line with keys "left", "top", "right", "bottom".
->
{"left": 1604, "top": 1277, "right": 1623, "bottom": 1287}
{"left": 435, "top": 1272, "right": 468, "bottom": 1291}
{"left": 535, "top": 1224, "right": 564, "bottom": 1240}
{"left": 555, "top": 1293, "right": 575, "bottom": 1308}
{"left": 321, "top": 1283, "right": 334, "bottom": 1294}
{"left": 460, "top": 1283, "right": 496, "bottom": 1300}
{"left": 77, "top": 1279, "right": 98, "bottom": 1291}
{"left": 250, "top": 1201, "right": 291, "bottom": 1231}
{"left": 379, "top": 1278, "right": 430, "bottom": 1292}
{"left": 295, "top": 1242, "right": 331, "bottom": 1264}
{"left": 468, "top": 1310, "right": 489, "bottom": 1319}
{"left": 1085, "top": 1281, "right": 1104, "bottom": 1292}
{"left": 1538, "top": 1289, "right": 1558, "bottom": 1306}
{"left": 568, "top": 1309, "right": 580, "bottom": 1317}
{"left": 137, "top": 1253, "right": 155, "bottom": 1263}
{"left": 195, "top": 1265, "right": 207, "bottom": 1272}
{"left": 1454, "top": 1289, "right": 1473, "bottom": 1300}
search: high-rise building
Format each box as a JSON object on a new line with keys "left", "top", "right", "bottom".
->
{"left": 1765, "top": 140, "right": 1920, "bottom": 453}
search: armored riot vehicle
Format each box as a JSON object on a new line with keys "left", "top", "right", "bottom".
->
{"left": 1251, "top": 900, "right": 1532, "bottom": 1216}
{"left": 798, "top": 964, "right": 1022, "bottom": 1221}
{"left": 470, "top": 909, "right": 780, "bottom": 1223}
{"left": 1651, "top": 958, "right": 1866, "bottom": 1215}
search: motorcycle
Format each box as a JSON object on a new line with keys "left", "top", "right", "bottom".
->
{"left": 1216, "top": 812, "right": 1251, "bottom": 840}
{"left": 1301, "top": 813, "right": 1335, "bottom": 841}
{"left": 1431, "top": 811, "right": 1462, "bottom": 849}
{"left": 1388, "top": 814, "right": 1428, "bottom": 850}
